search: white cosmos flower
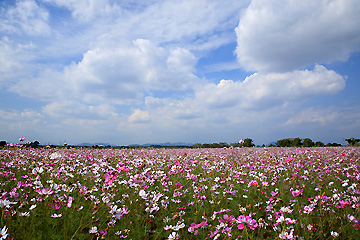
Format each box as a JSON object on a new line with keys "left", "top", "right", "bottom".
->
{"left": 139, "top": 189, "right": 148, "bottom": 199}
{"left": 89, "top": 226, "right": 98, "bottom": 233}
{"left": 168, "top": 232, "right": 179, "bottom": 240}
{"left": 0, "top": 226, "right": 9, "bottom": 240}
{"left": 29, "top": 204, "right": 37, "bottom": 211}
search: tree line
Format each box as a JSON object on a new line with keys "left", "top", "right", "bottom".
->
{"left": 192, "top": 137, "right": 360, "bottom": 148}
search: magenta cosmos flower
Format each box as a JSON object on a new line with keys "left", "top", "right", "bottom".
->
{"left": 236, "top": 215, "right": 258, "bottom": 230}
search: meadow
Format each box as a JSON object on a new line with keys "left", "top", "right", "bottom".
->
{"left": 0, "top": 147, "right": 359, "bottom": 239}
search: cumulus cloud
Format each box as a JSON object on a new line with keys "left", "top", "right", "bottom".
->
{"left": 236, "top": 0, "right": 360, "bottom": 72}
{"left": 9, "top": 39, "right": 199, "bottom": 104}
{"left": 128, "top": 109, "right": 151, "bottom": 123}
{"left": 195, "top": 65, "right": 345, "bottom": 109}
{"left": 145, "top": 96, "right": 203, "bottom": 121}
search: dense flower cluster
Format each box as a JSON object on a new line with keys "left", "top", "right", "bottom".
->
{"left": 0, "top": 147, "right": 359, "bottom": 239}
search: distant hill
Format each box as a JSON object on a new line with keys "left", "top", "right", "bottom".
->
{"left": 77, "top": 142, "right": 114, "bottom": 147}
{"left": 267, "top": 141, "right": 277, "bottom": 146}
{"left": 76, "top": 142, "right": 193, "bottom": 147}
{"left": 128, "top": 142, "right": 193, "bottom": 147}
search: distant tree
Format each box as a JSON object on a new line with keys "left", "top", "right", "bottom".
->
{"left": 314, "top": 141, "right": 325, "bottom": 147}
{"left": 345, "top": 138, "right": 360, "bottom": 146}
{"left": 30, "top": 141, "right": 40, "bottom": 148}
{"left": 202, "top": 143, "right": 211, "bottom": 148}
{"left": 326, "top": 142, "right": 342, "bottom": 147}
{"left": 243, "top": 138, "right": 255, "bottom": 147}
{"left": 276, "top": 138, "right": 292, "bottom": 147}
{"left": 230, "top": 142, "right": 242, "bottom": 147}
{"left": 291, "top": 138, "right": 302, "bottom": 147}
{"left": 218, "top": 142, "right": 230, "bottom": 148}
{"left": 303, "top": 138, "right": 314, "bottom": 147}
{"left": 192, "top": 143, "right": 202, "bottom": 148}
{"left": 0, "top": 141, "right": 6, "bottom": 147}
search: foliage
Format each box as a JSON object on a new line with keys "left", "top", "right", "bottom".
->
{"left": 345, "top": 138, "right": 360, "bottom": 146}
{"left": 302, "top": 138, "right": 314, "bottom": 147}
{"left": 275, "top": 138, "right": 338, "bottom": 148}
{"left": 0, "top": 147, "right": 359, "bottom": 239}
{"left": 276, "top": 138, "right": 293, "bottom": 147}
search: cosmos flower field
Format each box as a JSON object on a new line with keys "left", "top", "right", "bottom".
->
{"left": 0, "top": 147, "right": 359, "bottom": 239}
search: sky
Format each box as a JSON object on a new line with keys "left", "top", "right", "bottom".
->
{"left": 1, "top": 0, "right": 360, "bottom": 146}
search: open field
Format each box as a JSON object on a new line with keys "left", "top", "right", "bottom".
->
{"left": 0, "top": 147, "right": 359, "bottom": 239}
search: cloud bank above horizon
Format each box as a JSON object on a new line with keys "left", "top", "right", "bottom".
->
{"left": 1, "top": 0, "right": 360, "bottom": 145}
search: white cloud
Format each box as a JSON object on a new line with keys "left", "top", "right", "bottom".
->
{"left": 0, "top": 37, "right": 21, "bottom": 84}
{"left": 236, "top": 0, "right": 360, "bottom": 72}
{"left": 128, "top": 109, "right": 151, "bottom": 123}
{"left": 195, "top": 65, "right": 345, "bottom": 109}
{"left": 0, "top": 0, "right": 51, "bottom": 36}
{"left": 0, "top": 109, "right": 45, "bottom": 141}
{"left": 9, "top": 39, "right": 199, "bottom": 104}
{"left": 145, "top": 96, "right": 203, "bottom": 121}
{"left": 44, "top": 0, "right": 121, "bottom": 22}
{"left": 285, "top": 108, "right": 338, "bottom": 125}
{"left": 42, "top": 101, "right": 118, "bottom": 120}
{"left": 0, "top": 109, "right": 19, "bottom": 120}
{"left": 8, "top": 68, "right": 71, "bottom": 100}
{"left": 100, "top": 0, "right": 248, "bottom": 50}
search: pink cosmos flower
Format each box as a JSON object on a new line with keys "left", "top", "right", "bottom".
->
{"left": 49, "top": 202, "right": 61, "bottom": 209}
{"left": 153, "top": 192, "right": 163, "bottom": 202}
{"left": 187, "top": 173, "right": 198, "bottom": 182}
{"left": 292, "top": 189, "right": 303, "bottom": 198}
{"left": 338, "top": 200, "right": 351, "bottom": 208}
{"left": 303, "top": 205, "right": 314, "bottom": 214}
{"left": 219, "top": 214, "right": 235, "bottom": 225}
{"left": 247, "top": 180, "right": 259, "bottom": 188}
{"left": 175, "top": 182, "right": 183, "bottom": 189}
{"left": 19, "top": 136, "right": 25, "bottom": 142}
{"left": 9, "top": 192, "right": 19, "bottom": 198}
{"left": 188, "top": 221, "right": 208, "bottom": 234}
{"left": 104, "top": 171, "right": 117, "bottom": 185}
{"left": 213, "top": 209, "right": 232, "bottom": 216}
{"left": 286, "top": 218, "right": 297, "bottom": 224}
{"left": 116, "top": 165, "right": 129, "bottom": 171}
{"left": 236, "top": 215, "right": 258, "bottom": 230}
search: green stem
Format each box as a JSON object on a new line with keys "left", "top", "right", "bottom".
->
{"left": 70, "top": 215, "right": 84, "bottom": 240}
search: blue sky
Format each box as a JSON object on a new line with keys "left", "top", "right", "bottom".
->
{"left": 1, "top": 0, "right": 360, "bottom": 146}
